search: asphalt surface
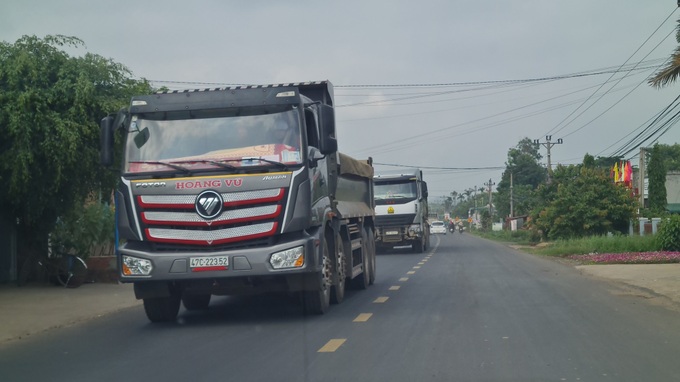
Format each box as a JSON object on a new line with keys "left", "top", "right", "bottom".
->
{"left": 2, "top": 245, "right": 680, "bottom": 345}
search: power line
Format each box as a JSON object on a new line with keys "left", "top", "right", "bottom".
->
{"left": 541, "top": 8, "right": 678, "bottom": 138}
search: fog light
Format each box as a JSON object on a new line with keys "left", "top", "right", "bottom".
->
{"left": 270, "top": 246, "right": 304, "bottom": 269}
{"left": 122, "top": 255, "right": 153, "bottom": 276}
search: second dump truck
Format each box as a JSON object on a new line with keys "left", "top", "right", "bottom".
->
{"left": 373, "top": 169, "right": 430, "bottom": 253}
{"left": 101, "top": 81, "right": 376, "bottom": 322}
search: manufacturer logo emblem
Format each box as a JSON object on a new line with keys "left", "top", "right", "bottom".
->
{"left": 387, "top": 206, "right": 395, "bottom": 214}
{"left": 195, "top": 190, "right": 224, "bottom": 219}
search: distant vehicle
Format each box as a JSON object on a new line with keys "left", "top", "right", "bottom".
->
{"left": 430, "top": 221, "right": 447, "bottom": 235}
{"left": 374, "top": 169, "right": 430, "bottom": 253}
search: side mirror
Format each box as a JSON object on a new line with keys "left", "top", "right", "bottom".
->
{"left": 100, "top": 116, "right": 115, "bottom": 167}
{"left": 307, "top": 146, "right": 325, "bottom": 168}
{"left": 422, "top": 181, "right": 429, "bottom": 199}
{"left": 318, "top": 104, "right": 337, "bottom": 155}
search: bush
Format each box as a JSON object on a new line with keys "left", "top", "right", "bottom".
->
{"left": 50, "top": 201, "right": 115, "bottom": 259}
{"left": 657, "top": 215, "right": 680, "bottom": 251}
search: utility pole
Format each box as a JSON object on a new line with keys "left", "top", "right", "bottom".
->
{"left": 534, "top": 135, "right": 563, "bottom": 182}
{"left": 484, "top": 178, "right": 495, "bottom": 218}
{"left": 510, "top": 172, "right": 514, "bottom": 218}
{"left": 473, "top": 186, "right": 478, "bottom": 215}
{"left": 639, "top": 147, "right": 646, "bottom": 208}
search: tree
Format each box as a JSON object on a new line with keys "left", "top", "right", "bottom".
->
{"left": 650, "top": 18, "right": 680, "bottom": 88}
{"left": 532, "top": 164, "right": 637, "bottom": 239}
{"left": 496, "top": 138, "right": 547, "bottom": 218}
{"left": 0, "top": 35, "right": 152, "bottom": 257}
{"left": 647, "top": 144, "right": 668, "bottom": 214}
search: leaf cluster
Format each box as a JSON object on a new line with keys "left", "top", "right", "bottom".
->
{"left": 0, "top": 35, "right": 152, "bottom": 251}
{"left": 531, "top": 165, "right": 637, "bottom": 240}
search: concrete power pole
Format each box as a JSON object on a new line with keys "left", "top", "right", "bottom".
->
{"left": 639, "top": 147, "right": 646, "bottom": 208}
{"left": 534, "top": 135, "right": 563, "bottom": 183}
{"left": 510, "top": 172, "right": 514, "bottom": 218}
{"left": 485, "top": 178, "right": 495, "bottom": 218}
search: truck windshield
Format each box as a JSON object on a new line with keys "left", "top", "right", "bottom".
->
{"left": 374, "top": 181, "right": 418, "bottom": 204}
{"left": 123, "top": 109, "right": 303, "bottom": 174}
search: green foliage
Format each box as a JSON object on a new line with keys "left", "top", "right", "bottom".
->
{"left": 480, "top": 210, "right": 491, "bottom": 231}
{"left": 533, "top": 234, "right": 661, "bottom": 256}
{"left": 648, "top": 144, "right": 667, "bottom": 214}
{"left": 496, "top": 138, "right": 546, "bottom": 218}
{"left": 50, "top": 201, "right": 115, "bottom": 259}
{"left": 474, "top": 228, "right": 541, "bottom": 245}
{"left": 656, "top": 214, "right": 680, "bottom": 251}
{"left": 0, "top": 35, "right": 152, "bottom": 254}
{"left": 532, "top": 164, "right": 637, "bottom": 240}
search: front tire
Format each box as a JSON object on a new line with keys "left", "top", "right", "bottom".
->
{"left": 182, "top": 294, "right": 211, "bottom": 311}
{"left": 143, "top": 294, "right": 181, "bottom": 322}
{"left": 412, "top": 238, "right": 424, "bottom": 253}
{"left": 303, "top": 235, "right": 332, "bottom": 315}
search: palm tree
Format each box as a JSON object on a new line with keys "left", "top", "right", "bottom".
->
{"left": 650, "top": 18, "right": 680, "bottom": 88}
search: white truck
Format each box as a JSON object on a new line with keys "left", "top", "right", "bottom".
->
{"left": 373, "top": 169, "right": 430, "bottom": 253}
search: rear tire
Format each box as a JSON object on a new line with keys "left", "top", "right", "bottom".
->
{"left": 366, "top": 227, "right": 376, "bottom": 285}
{"left": 182, "top": 294, "right": 211, "bottom": 311}
{"left": 330, "top": 232, "right": 346, "bottom": 304}
{"left": 352, "top": 230, "right": 370, "bottom": 290}
{"left": 143, "top": 294, "right": 181, "bottom": 322}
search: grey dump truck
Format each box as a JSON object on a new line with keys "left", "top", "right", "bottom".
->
{"left": 373, "top": 169, "right": 430, "bottom": 253}
{"left": 100, "top": 81, "right": 376, "bottom": 322}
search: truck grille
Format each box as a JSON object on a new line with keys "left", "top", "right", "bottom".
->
{"left": 375, "top": 213, "right": 417, "bottom": 227}
{"left": 136, "top": 188, "right": 285, "bottom": 246}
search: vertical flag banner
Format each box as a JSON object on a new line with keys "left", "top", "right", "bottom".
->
{"left": 613, "top": 162, "right": 620, "bottom": 183}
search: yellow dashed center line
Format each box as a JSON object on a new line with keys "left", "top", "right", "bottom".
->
{"left": 399, "top": 277, "right": 409, "bottom": 282}
{"left": 389, "top": 285, "right": 400, "bottom": 291}
{"left": 353, "top": 313, "right": 373, "bottom": 322}
{"left": 374, "top": 296, "right": 389, "bottom": 303}
{"left": 418, "top": 262, "right": 425, "bottom": 265}
{"left": 407, "top": 271, "right": 416, "bottom": 275}
{"left": 318, "top": 339, "right": 346, "bottom": 352}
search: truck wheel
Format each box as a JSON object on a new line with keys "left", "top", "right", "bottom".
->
{"left": 182, "top": 294, "right": 211, "bottom": 311}
{"left": 303, "top": 237, "right": 332, "bottom": 314}
{"left": 412, "top": 238, "right": 424, "bottom": 253}
{"left": 366, "top": 227, "right": 376, "bottom": 285}
{"left": 331, "top": 232, "right": 346, "bottom": 304}
{"left": 143, "top": 294, "right": 181, "bottom": 322}
{"left": 352, "top": 230, "right": 371, "bottom": 289}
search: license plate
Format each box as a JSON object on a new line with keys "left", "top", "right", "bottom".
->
{"left": 386, "top": 230, "right": 399, "bottom": 235}
{"left": 190, "top": 256, "right": 229, "bottom": 271}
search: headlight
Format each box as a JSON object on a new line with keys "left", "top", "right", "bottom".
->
{"left": 408, "top": 224, "right": 422, "bottom": 235}
{"left": 122, "top": 255, "right": 153, "bottom": 276}
{"left": 270, "top": 246, "right": 305, "bottom": 269}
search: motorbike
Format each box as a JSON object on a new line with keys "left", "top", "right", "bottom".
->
{"left": 458, "top": 226, "right": 463, "bottom": 234}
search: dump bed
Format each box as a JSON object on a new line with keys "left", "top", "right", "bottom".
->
{"left": 335, "top": 152, "right": 375, "bottom": 219}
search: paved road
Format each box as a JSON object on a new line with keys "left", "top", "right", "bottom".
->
{"left": 2, "top": 233, "right": 680, "bottom": 381}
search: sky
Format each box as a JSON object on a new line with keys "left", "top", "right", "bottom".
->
{"left": 3, "top": 1, "right": 680, "bottom": 200}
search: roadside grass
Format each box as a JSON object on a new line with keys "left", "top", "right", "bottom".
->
{"left": 471, "top": 229, "right": 680, "bottom": 264}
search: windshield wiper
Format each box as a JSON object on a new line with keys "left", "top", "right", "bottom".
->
{"left": 170, "top": 160, "right": 237, "bottom": 170}
{"left": 129, "top": 161, "right": 192, "bottom": 174}
{"left": 220, "top": 158, "right": 290, "bottom": 171}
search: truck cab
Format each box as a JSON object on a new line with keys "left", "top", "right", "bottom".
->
{"left": 373, "top": 169, "right": 430, "bottom": 253}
